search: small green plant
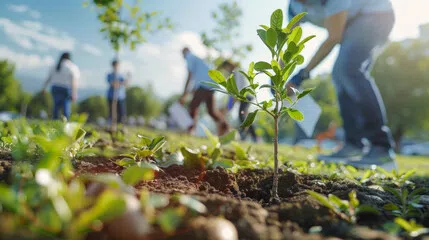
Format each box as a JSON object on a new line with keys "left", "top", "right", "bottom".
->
{"left": 116, "top": 135, "right": 166, "bottom": 167}
{"left": 207, "top": 9, "right": 314, "bottom": 201}
{"left": 383, "top": 187, "right": 425, "bottom": 218}
{"left": 307, "top": 190, "right": 379, "bottom": 224}
{"left": 377, "top": 168, "right": 416, "bottom": 188}
{"left": 394, "top": 218, "right": 429, "bottom": 238}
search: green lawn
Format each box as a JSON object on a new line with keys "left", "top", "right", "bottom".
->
{"left": 117, "top": 126, "right": 429, "bottom": 176}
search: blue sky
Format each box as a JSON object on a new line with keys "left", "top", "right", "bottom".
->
{"left": 1, "top": 0, "right": 429, "bottom": 100}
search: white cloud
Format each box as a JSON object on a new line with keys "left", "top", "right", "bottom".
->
{"left": 82, "top": 43, "right": 103, "bottom": 56}
{"left": 0, "top": 45, "right": 54, "bottom": 70}
{"left": 0, "top": 18, "right": 75, "bottom": 51}
{"left": 7, "top": 4, "right": 41, "bottom": 19}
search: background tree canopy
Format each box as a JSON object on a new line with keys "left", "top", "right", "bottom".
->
{"left": 372, "top": 40, "right": 429, "bottom": 146}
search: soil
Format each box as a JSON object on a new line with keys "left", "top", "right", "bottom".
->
{"left": 2, "top": 153, "right": 413, "bottom": 239}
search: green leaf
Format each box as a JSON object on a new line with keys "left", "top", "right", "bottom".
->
{"left": 149, "top": 136, "right": 166, "bottom": 152}
{"left": 285, "top": 12, "right": 306, "bottom": 33}
{"left": 270, "top": 9, "right": 283, "bottom": 30}
{"left": 328, "top": 194, "right": 347, "bottom": 210}
{"left": 271, "top": 60, "right": 281, "bottom": 74}
{"left": 307, "top": 190, "right": 336, "bottom": 211}
{"left": 358, "top": 205, "right": 380, "bottom": 215}
{"left": 349, "top": 191, "right": 360, "bottom": 208}
{"left": 115, "top": 158, "right": 135, "bottom": 167}
{"left": 0, "top": 184, "right": 17, "bottom": 211}
{"left": 240, "top": 110, "right": 258, "bottom": 129}
{"left": 277, "top": 32, "right": 288, "bottom": 51}
{"left": 75, "top": 190, "right": 127, "bottom": 232}
{"left": 295, "top": 55, "right": 305, "bottom": 64}
{"left": 208, "top": 70, "right": 226, "bottom": 83}
{"left": 226, "top": 74, "right": 240, "bottom": 95}
{"left": 254, "top": 61, "right": 272, "bottom": 71}
{"left": 384, "top": 203, "right": 400, "bottom": 211}
{"left": 212, "top": 158, "right": 234, "bottom": 169}
{"left": 248, "top": 62, "right": 255, "bottom": 77}
{"left": 122, "top": 165, "right": 154, "bottom": 185}
{"left": 262, "top": 100, "right": 273, "bottom": 109}
{"left": 148, "top": 193, "right": 170, "bottom": 208}
{"left": 297, "top": 88, "right": 313, "bottom": 99}
{"left": 157, "top": 208, "right": 183, "bottom": 233}
{"left": 266, "top": 28, "right": 277, "bottom": 48}
{"left": 259, "top": 25, "right": 269, "bottom": 30}
{"left": 257, "top": 29, "right": 267, "bottom": 45}
{"left": 202, "top": 125, "right": 220, "bottom": 147}
{"left": 395, "top": 218, "right": 414, "bottom": 232}
{"left": 211, "top": 147, "right": 222, "bottom": 161}
{"left": 181, "top": 147, "right": 206, "bottom": 168}
{"left": 232, "top": 142, "right": 248, "bottom": 160}
{"left": 179, "top": 195, "right": 207, "bottom": 213}
{"left": 220, "top": 130, "right": 237, "bottom": 145}
{"left": 287, "top": 108, "right": 304, "bottom": 121}
{"left": 383, "top": 187, "right": 402, "bottom": 201}
{"left": 299, "top": 35, "right": 316, "bottom": 45}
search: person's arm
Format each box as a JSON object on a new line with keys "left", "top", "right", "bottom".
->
{"left": 304, "top": 11, "right": 348, "bottom": 73}
{"left": 71, "top": 67, "right": 80, "bottom": 102}
{"left": 42, "top": 71, "right": 53, "bottom": 92}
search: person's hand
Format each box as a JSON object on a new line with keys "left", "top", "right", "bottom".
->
{"left": 179, "top": 94, "right": 187, "bottom": 105}
{"left": 285, "top": 81, "right": 297, "bottom": 96}
{"left": 113, "top": 81, "right": 120, "bottom": 88}
{"left": 289, "top": 69, "right": 310, "bottom": 87}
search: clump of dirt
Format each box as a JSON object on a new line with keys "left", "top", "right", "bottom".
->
{"left": 0, "top": 152, "right": 13, "bottom": 183}
{"left": 75, "top": 156, "right": 124, "bottom": 175}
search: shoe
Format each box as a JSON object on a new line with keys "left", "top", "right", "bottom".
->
{"left": 318, "top": 144, "right": 363, "bottom": 163}
{"left": 347, "top": 146, "right": 398, "bottom": 171}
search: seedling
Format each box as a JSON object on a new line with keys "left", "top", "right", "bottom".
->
{"left": 307, "top": 190, "right": 379, "bottom": 224}
{"left": 116, "top": 135, "right": 166, "bottom": 167}
{"left": 394, "top": 218, "right": 429, "bottom": 238}
{"left": 208, "top": 9, "right": 314, "bottom": 201}
{"left": 383, "top": 187, "right": 425, "bottom": 218}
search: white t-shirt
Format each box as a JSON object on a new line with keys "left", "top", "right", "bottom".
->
{"left": 48, "top": 60, "right": 80, "bottom": 89}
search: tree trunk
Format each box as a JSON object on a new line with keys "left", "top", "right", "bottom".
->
{"left": 271, "top": 116, "right": 280, "bottom": 202}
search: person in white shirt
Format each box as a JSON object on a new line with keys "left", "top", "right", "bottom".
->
{"left": 179, "top": 47, "right": 229, "bottom": 136}
{"left": 219, "top": 60, "right": 258, "bottom": 142}
{"left": 43, "top": 52, "right": 79, "bottom": 120}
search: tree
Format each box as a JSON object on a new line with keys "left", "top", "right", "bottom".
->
{"left": 372, "top": 40, "right": 429, "bottom": 148}
{"left": 87, "top": 0, "right": 172, "bottom": 131}
{"left": 78, "top": 96, "right": 108, "bottom": 122}
{"left": 201, "top": 1, "right": 252, "bottom": 65}
{"left": 208, "top": 10, "right": 314, "bottom": 202}
{"left": 27, "top": 92, "right": 53, "bottom": 119}
{"left": 126, "top": 85, "right": 162, "bottom": 118}
{"left": 0, "top": 60, "right": 23, "bottom": 112}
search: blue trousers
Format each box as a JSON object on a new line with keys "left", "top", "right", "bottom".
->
{"left": 332, "top": 12, "right": 395, "bottom": 149}
{"left": 51, "top": 85, "right": 71, "bottom": 120}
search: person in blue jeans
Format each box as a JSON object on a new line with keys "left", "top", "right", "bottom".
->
{"left": 286, "top": 0, "right": 397, "bottom": 171}
{"left": 43, "top": 52, "right": 80, "bottom": 120}
{"left": 107, "top": 60, "right": 128, "bottom": 124}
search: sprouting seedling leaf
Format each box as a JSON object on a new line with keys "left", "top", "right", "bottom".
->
{"left": 240, "top": 110, "right": 258, "bottom": 128}
{"left": 297, "top": 88, "right": 313, "bottom": 99}
{"left": 208, "top": 70, "right": 226, "bottom": 83}
{"left": 285, "top": 12, "right": 306, "bottom": 33}
{"left": 286, "top": 108, "right": 304, "bottom": 121}
{"left": 270, "top": 9, "right": 283, "bottom": 30}
{"left": 179, "top": 195, "right": 207, "bottom": 213}
{"left": 307, "top": 190, "right": 336, "bottom": 211}
{"left": 219, "top": 130, "right": 237, "bottom": 145}
{"left": 122, "top": 165, "right": 154, "bottom": 185}
{"left": 266, "top": 28, "right": 277, "bottom": 48}
{"left": 254, "top": 61, "right": 272, "bottom": 71}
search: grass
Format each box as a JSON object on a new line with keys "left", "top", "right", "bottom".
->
{"left": 113, "top": 126, "right": 429, "bottom": 176}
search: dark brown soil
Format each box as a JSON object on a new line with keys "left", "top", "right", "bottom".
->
{"left": 2, "top": 153, "right": 407, "bottom": 239}
{"left": 0, "top": 152, "right": 13, "bottom": 183}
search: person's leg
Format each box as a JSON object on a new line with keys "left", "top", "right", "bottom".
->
{"left": 52, "top": 86, "right": 66, "bottom": 120}
{"left": 108, "top": 99, "right": 113, "bottom": 123}
{"left": 335, "top": 13, "right": 395, "bottom": 150}
{"left": 117, "top": 100, "right": 126, "bottom": 124}
{"left": 330, "top": 13, "right": 396, "bottom": 170}
{"left": 188, "top": 89, "right": 204, "bottom": 133}
{"left": 62, "top": 88, "right": 71, "bottom": 120}
{"left": 204, "top": 89, "right": 228, "bottom": 135}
